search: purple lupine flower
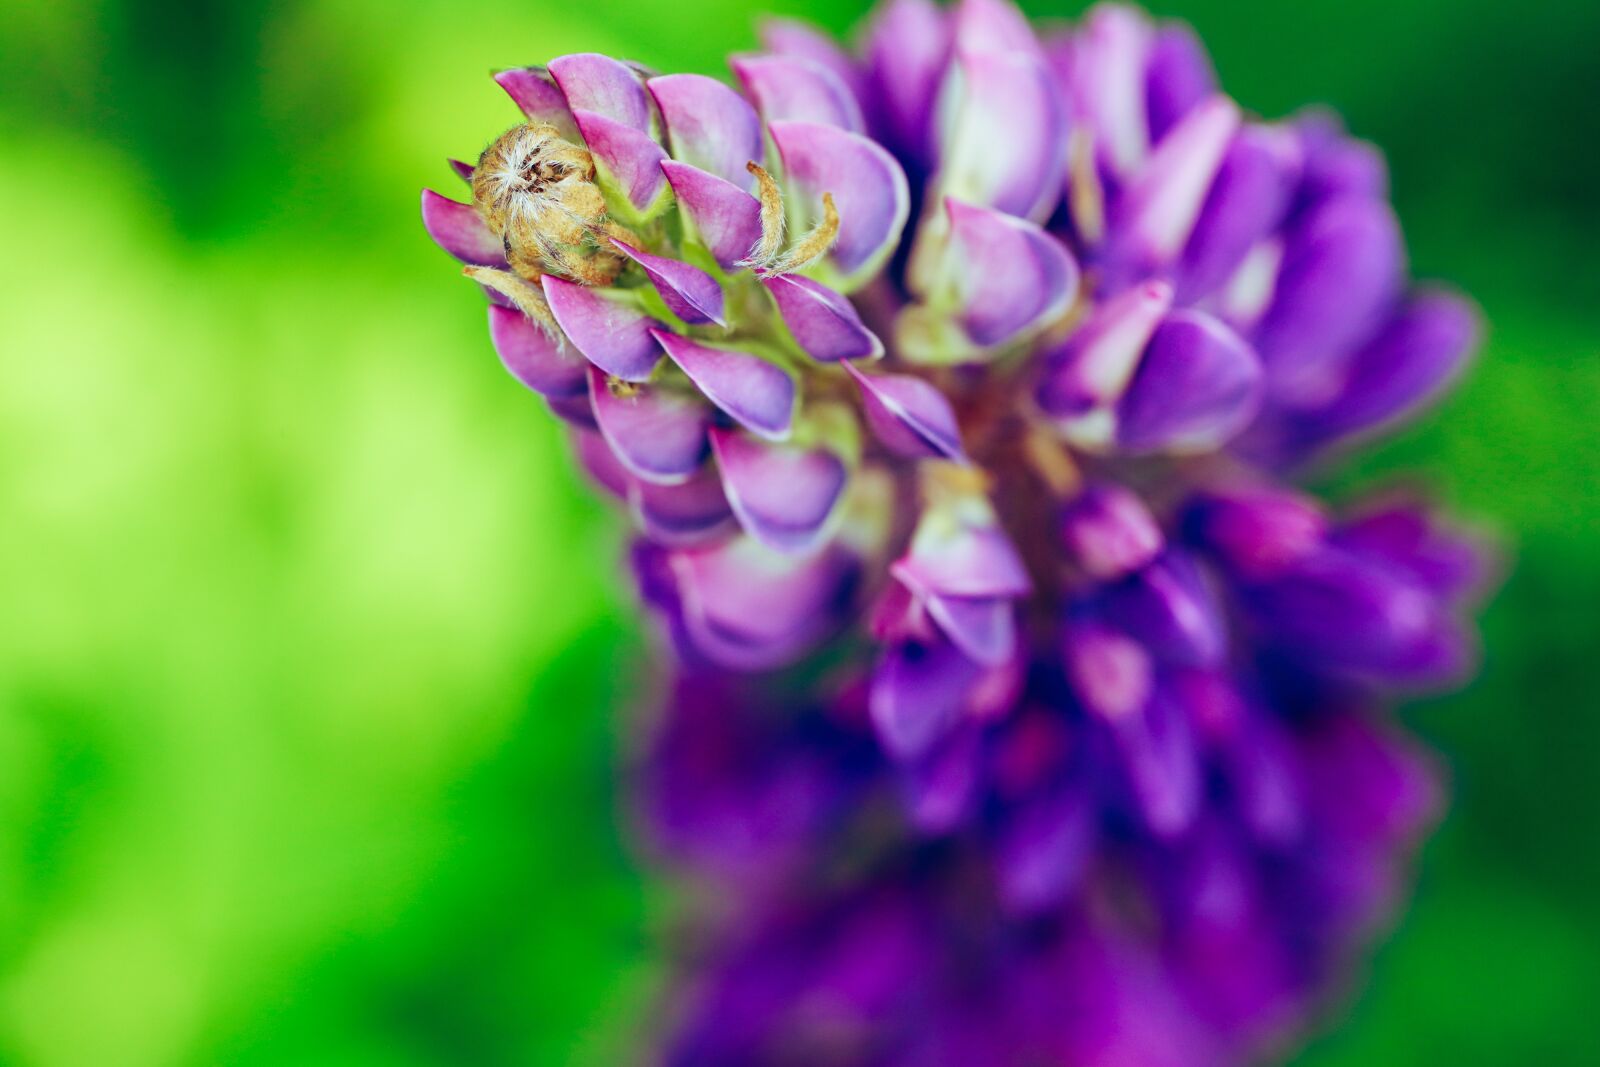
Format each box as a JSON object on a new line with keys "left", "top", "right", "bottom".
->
{"left": 424, "top": 1, "right": 1490, "bottom": 1063}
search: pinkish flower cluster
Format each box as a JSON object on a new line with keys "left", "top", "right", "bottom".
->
{"left": 422, "top": 1, "right": 1489, "bottom": 1062}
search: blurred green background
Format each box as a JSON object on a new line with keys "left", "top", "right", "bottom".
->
{"left": 0, "top": 0, "right": 1595, "bottom": 1064}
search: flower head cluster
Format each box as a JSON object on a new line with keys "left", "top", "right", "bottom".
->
{"left": 423, "top": 0, "right": 1488, "bottom": 1061}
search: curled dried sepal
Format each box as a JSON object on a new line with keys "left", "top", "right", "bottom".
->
{"left": 471, "top": 122, "right": 630, "bottom": 285}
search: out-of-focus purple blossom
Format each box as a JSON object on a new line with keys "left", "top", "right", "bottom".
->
{"left": 424, "top": 1, "right": 1490, "bottom": 1063}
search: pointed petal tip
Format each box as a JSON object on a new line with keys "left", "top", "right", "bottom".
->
{"left": 420, "top": 189, "right": 505, "bottom": 266}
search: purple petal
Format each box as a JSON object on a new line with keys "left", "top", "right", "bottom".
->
{"left": 843, "top": 362, "right": 965, "bottom": 460}
{"left": 1301, "top": 290, "right": 1480, "bottom": 444}
{"left": 896, "top": 518, "right": 1032, "bottom": 600}
{"left": 953, "top": 0, "right": 1041, "bottom": 54}
{"left": 487, "top": 304, "right": 587, "bottom": 398}
{"left": 943, "top": 198, "right": 1079, "bottom": 347}
{"left": 673, "top": 536, "right": 855, "bottom": 669}
{"left": 924, "top": 594, "right": 1016, "bottom": 666}
{"left": 731, "top": 54, "right": 865, "bottom": 132}
{"left": 1296, "top": 110, "right": 1388, "bottom": 203}
{"left": 1111, "top": 94, "right": 1240, "bottom": 269}
{"left": 1144, "top": 24, "right": 1216, "bottom": 142}
{"left": 1335, "top": 502, "right": 1487, "bottom": 601}
{"left": 631, "top": 463, "right": 735, "bottom": 546}
{"left": 1243, "top": 548, "right": 1469, "bottom": 684}
{"left": 901, "top": 726, "right": 981, "bottom": 833}
{"left": 492, "top": 67, "right": 580, "bottom": 140}
{"left": 547, "top": 53, "right": 652, "bottom": 131}
{"left": 648, "top": 73, "right": 763, "bottom": 188}
{"left": 938, "top": 49, "right": 1068, "bottom": 221}
{"left": 1115, "top": 308, "right": 1263, "bottom": 453}
{"left": 661, "top": 161, "right": 763, "bottom": 271}
{"left": 1070, "top": 3, "right": 1153, "bottom": 176}
{"left": 546, "top": 392, "right": 598, "bottom": 431}
{"left": 1035, "top": 279, "right": 1172, "bottom": 431}
{"left": 541, "top": 275, "right": 662, "bottom": 382}
{"left": 612, "top": 241, "right": 726, "bottom": 326}
{"left": 653, "top": 330, "right": 796, "bottom": 440}
{"left": 1103, "top": 552, "right": 1226, "bottom": 666}
{"left": 761, "top": 273, "right": 883, "bottom": 362}
{"left": 758, "top": 17, "right": 867, "bottom": 106}
{"left": 863, "top": 0, "right": 952, "bottom": 166}
{"left": 1110, "top": 685, "right": 1202, "bottom": 837}
{"left": 572, "top": 429, "right": 631, "bottom": 499}
{"left": 995, "top": 779, "right": 1097, "bottom": 913}
{"left": 420, "top": 189, "right": 504, "bottom": 266}
{"left": 1177, "top": 124, "right": 1302, "bottom": 302}
{"left": 569, "top": 110, "right": 669, "bottom": 213}
{"left": 1253, "top": 194, "right": 1404, "bottom": 406}
{"left": 870, "top": 639, "right": 984, "bottom": 760}
{"left": 769, "top": 120, "right": 910, "bottom": 279}
{"left": 1059, "top": 482, "right": 1164, "bottom": 580}
{"left": 1191, "top": 686, "right": 1302, "bottom": 845}
{"left": 447, "top": 158, "right": 475, "bottom": 183}
{"left": 710, "top": 427, "right": 847, "bottom": 553}
{"left": 587, "top": 366, "right": 709, "bottom": 484}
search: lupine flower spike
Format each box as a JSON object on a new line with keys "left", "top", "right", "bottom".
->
{"left": 424, "top": 2, "right": 1489, "bottom": 1063}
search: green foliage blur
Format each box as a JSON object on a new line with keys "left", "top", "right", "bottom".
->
{"left": 0, "top": 0, "right": 1594, "bottom": 1063}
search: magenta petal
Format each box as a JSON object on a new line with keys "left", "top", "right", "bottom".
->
{"left": 487, "top": 304, "right": 587, "bottom": 398}
{"left": 570, "top": 109, "right": 669, "bottom": 213}
{"left": 1059, "top": 482, "right": 1165, "bottom": 580}
{"left": 613, "top": 241, "right": 726, "bottom": 326}
{"left": 587, "top": 366, "right": 709, "bottom": 485}
{"left": 761, "top": 273, "right": 883, "bottom": 362}
{"left": 547, "top": 53, "right": 652, "bottom": 131}
{"left": 731, "top": 54, "right": 865, "bottom": 132}
{"left": 661, "top": 161, "right": 763, "bottom": 270}
{"left": 769, "top": 120, "right": 910, "bottom": 278}
{"left": 420, "top": 189, "right": 504, "bottom": 266}
{"left": 492, "top": 68, "right": 580, "bottom": 140}
{"left": 541, "top": 275, "right": 662, "bottom": 382}
{"left": 648, "top": 73, "right": 763, "bottom": 188}
{"left": 843, "top": 362, "right": 965, "bottom": 460}
{"left": 710, "top": 427, "right": 847, "bottom": 553}
{"left": 631, "top": 464, "right": 734, "bottom": 546}
{"left": 1063, "top": 620, "right": 1154, "bottom": 721}
{"left": 447, "top": 158, "right": 475, "bottom": 183}
{"left": 653, "top": 330, "right": 796, "bottom": 440}
{"left": 939, "top": 49, "right": 1068, "bottom": 221}
{"left": 945, "top": 198, "right": 1079, "bottom": 347}
{"left": 924, "top": 594, "right": 1016, "bottom": 666}
{"left": 1116, "top": 309, "right": 1263, "bottom": 453}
